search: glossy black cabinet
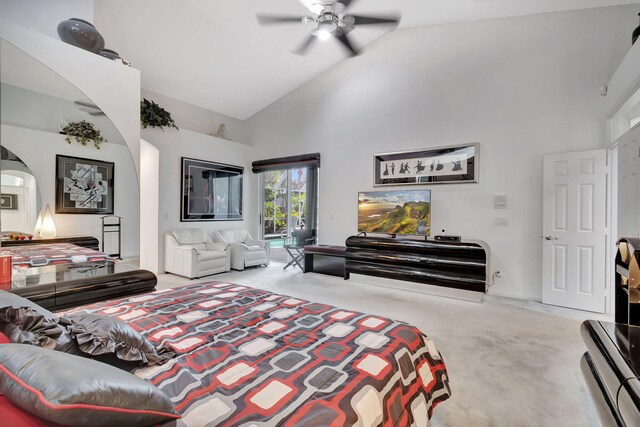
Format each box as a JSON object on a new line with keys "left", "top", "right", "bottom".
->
{"left": 8, "top": 261, "right": 156, "bottom": 310}
{"left": 615, "top": 238, "right": 640, "bottom": 326}
{"left": 581, "top": 320, "right": 640, "bottom": 426}
{"left": 345, "top": 236, "right": 488, "bottom": 293}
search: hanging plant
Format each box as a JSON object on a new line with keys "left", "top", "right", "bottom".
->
{"left": 140, "top": 98, "right": 178, "bottom": 131}
{"left": 61, "top": 120, "right": 104, "bottom": 149}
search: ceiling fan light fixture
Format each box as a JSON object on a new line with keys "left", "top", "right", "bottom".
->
{"left": 318, "top": 30, "right": 331, "bottom": 41}
{"left": 317, "top": 12, "right": 339, "bottom": 34}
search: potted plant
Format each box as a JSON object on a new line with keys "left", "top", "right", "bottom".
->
{"left": 140, "top": 98, "right": 179, "bottom": 131}
{"left": 61, "top": 120, "right": 105, "bottom": 149}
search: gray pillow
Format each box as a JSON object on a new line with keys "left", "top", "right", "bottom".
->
{"left": 62, "top": 312, "right": 175, "bottom": 367}
{"left": 0, "top": 344, "right": 180, "bottom": 426}
{"left": 0, "top": 290, "right": 56, "bottom": 320}
{"left": 0, "top": 307, "right": 81, "bottom": 355}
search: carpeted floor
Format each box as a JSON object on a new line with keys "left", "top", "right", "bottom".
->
{"left": 155, "top": 262, "right": 608, "bottom": 427}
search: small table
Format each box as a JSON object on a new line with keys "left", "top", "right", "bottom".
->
{"left": 6, "top": 260, "right": 156, "bottom": 311}
{"left": 283, "top": 244, "right": 305, "bottom": 271}
{"left": 304, "top": 245, "right": 347, "bottom": 278}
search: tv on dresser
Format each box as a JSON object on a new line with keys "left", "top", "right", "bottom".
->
{"left": 358, "top": 190, "right": 431, "bottom": 237}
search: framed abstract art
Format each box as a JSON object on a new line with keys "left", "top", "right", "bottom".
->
{"left": 56, "top": 155, "right": 114, "bottom": 214}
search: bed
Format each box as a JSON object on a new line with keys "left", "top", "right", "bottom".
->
{"left": 68, "top": 281, "right": 451, "bottom": 426}
{"left": 0, "top": 243, "right": 111, "bottom": 268}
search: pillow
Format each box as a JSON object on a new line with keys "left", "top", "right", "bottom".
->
{"left": 62, "top": 313, "right": 175, "bottom": 368}
{"left": 0, "top": 291, "right": 56, "bottom": 321}
{"left": 0, "top": 332, "right": 10, "bottom": 344}
{"left": 0, "top": 395, "right": 64, "bottom": 427}
{"left": 0, "top": 307, "right": 80, "bottom": 355}
{"left": 0, "top": 344, "right": 180, "bottom": 427}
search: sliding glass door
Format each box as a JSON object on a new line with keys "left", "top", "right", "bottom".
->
{"left": 261, "top": 168, "right": 309, "bottom": 262}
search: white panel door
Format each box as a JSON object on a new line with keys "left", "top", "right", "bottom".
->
{"left": 542, "top": 150, "right": 607, "bottom": 313}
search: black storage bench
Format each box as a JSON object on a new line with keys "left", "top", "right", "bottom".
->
{"left": 304, "top": 245, "right": 348, "bottom": 279}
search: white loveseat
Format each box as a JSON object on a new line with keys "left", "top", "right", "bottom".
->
{"left": 211, "top": 229, "right": 270, "bottom": 271}
{"left": 165, "top": 229, "right": 230, "bottom": 278}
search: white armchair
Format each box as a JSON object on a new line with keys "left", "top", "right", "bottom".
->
{"left": 211, "top": 229, "right": 270, "bottom": 271}
{"left": 165, "top": 229, "right": 230, "bottom": 278}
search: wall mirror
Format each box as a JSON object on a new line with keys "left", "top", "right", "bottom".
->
{"left": 0, "top": 146, "right": 41, "bottom": 234}
{"left": 0, "top": 38, "right": 139, "bottom": 256}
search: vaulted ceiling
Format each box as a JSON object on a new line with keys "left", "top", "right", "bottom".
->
{"left": 93, "top": 0, "right": 640, "bottom": 120}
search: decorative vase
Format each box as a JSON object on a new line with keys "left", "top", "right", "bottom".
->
{"left": 634, "top": 13, "right": 640, "bottom": 45}
{"left": 57, "top": 18, "right": 105, "bottom": 53}
{"left": 99, "top": 48, "right": 120, "bottom": 60}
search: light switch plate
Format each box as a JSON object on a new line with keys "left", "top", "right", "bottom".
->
{"left": 494, "top": 194, "right": 507, "bottom": 209}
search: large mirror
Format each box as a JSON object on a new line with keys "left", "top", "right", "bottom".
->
{"left": 0, "top": 147, "right": 41, "bottom": 234}
{"left": 0, "top": 38, "right": 140, "bottom": 257}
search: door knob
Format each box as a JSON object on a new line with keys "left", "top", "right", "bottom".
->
{"left": 541, "top": 235, "right": 558, "bottom": 241}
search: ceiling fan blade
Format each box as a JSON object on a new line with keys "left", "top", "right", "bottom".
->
{"left": 351, "top": 14, "right": 400, "bottom": 26}
{"left": 78, "top": 107, "right": 105, "bottom": 116}
{"left": 257, "top": 14, "right": 312, "bottom": 25}
{"left": 338, "top": 0, "right": 357, "bottom": 10}
{"left": 335, "top": 31, "right": 358, "bottom": 56}
{"left": 74, "top": 100, "right": 100, "bottom": 109}
{"left": 293, "top": 32, "right": 318, "bottom": 56}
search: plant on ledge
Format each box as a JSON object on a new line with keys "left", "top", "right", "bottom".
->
{"left": 61, "top": 120, "right": 104, "bottom": 149}
{"left": 140, "top": 98, "right": 179, "bottom": 131}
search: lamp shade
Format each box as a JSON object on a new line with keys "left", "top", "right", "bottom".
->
{"left": 33, "top": 209, "right": 44, "bottom": 238}
{"left": 40, "top": 204, "right": 57, "bottom": 239}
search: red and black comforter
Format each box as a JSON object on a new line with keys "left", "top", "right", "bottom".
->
{"left": 69, "top": 281, "right": 450, "bottom": 426}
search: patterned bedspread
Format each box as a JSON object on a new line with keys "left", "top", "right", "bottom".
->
{"left": 0, "top": 243, "right": 111, "bottom": 268}
{"left": 70, "top": 281, "right": 450, "bottom": 426}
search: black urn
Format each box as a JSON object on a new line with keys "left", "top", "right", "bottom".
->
{"left": 634, "top": 13, "right": 640, "bottom": 45}
{"left": 57, "top": 18, "right": 105, "bottom": 53}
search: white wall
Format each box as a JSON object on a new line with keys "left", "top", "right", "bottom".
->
{"left": 0, "top": 0, "right": 93, "bottom": 39}
{"left": 246, "top": 6, "right": 638, "bottom": 301}
{"left": 139, "top": 139, "right": 159, "bottom": 272}
{"left": 142, "top": 128, "right": 258, "bottom": 272}
{"left": 1, "top": 124, "right": 140, "bottom": 257}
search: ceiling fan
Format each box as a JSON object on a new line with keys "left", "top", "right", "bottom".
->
{"left": 257, "top": 0, "right": 401, "bottom": 56}
{"left": 74, "top": 100, "right": 105, "bottom": 116}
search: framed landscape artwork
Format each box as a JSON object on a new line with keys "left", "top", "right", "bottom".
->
{"left": 56, "top": 155, "right": 114, "bottom": 214}
{"left": 181, "top": 157, "right": 243, "bottom": 222}
{"left": 373, "top": 143, "right": 479, "bottom": 186}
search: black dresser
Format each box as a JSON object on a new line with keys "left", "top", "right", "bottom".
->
{"left": 344, "top": 236, "right": 488, "bottom": 293}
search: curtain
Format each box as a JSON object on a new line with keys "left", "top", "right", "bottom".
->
{"left": 251, "top": 153, "right": 320, "bottom": 174}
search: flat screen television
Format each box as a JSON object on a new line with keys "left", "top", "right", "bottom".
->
{"left": 358, "top": 190, "right": 431, "bottom": 236}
